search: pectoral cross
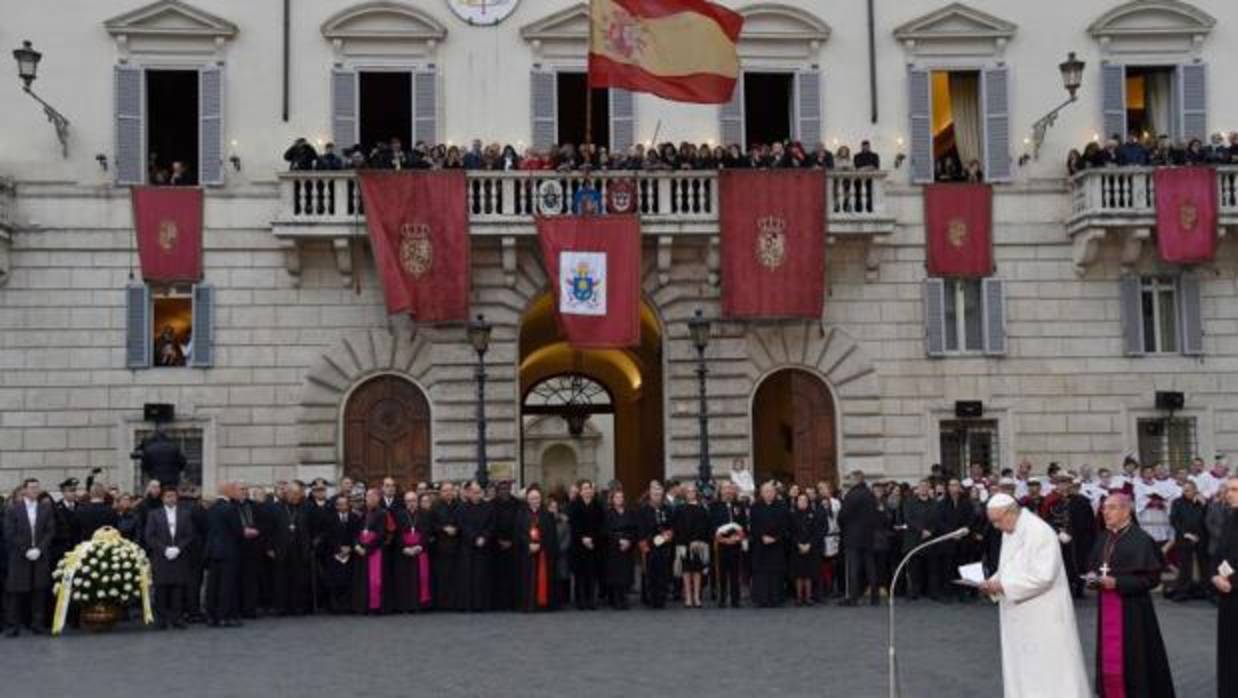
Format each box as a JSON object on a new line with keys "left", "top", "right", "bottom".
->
{"left": 1100, "top": 563, "right": 1111, "bottom": 577}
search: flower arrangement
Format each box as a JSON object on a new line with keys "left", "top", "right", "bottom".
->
{"left": 51, "top": 527, "right": 153, "bottom": 634}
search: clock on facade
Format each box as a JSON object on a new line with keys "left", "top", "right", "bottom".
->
{"left": 445, "top": 0, "right": 521, "bottom": 26}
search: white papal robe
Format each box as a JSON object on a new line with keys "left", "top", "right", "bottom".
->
{"left": 993, "top": 510, "right": 1090, "bottom": 698}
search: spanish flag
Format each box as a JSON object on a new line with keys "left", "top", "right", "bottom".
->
{"left": 589, "top": 0, "right": 743, "bottom": 104}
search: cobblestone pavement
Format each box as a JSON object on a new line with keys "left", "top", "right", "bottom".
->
{"left": 0, "top": 597, "right": 1215, "bottom": 698}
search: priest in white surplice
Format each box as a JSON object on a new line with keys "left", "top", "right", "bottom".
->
{"left": 978, "top": 494, "right": 1090, "bottom": 698}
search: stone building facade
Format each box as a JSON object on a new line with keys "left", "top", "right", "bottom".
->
{"left": 2, "top": 0, "right": 1237, "bottom": 494}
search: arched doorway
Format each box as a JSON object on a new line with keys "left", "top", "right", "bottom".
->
{"left": 343, "top": 374, "right": 431, "bottom": 489}
{"left": 519, "top": 293, "right": 664, "bottom": 495}
{"left": 751, "top": 369, "right": 837, "bottom": 488}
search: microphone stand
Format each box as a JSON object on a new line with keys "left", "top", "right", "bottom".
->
{"left": 888, "top": 527, "right": 969, "bottom": 698}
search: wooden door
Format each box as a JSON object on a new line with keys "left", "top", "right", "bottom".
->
{"left": 343, "top": 375, "right": 430, "bottom": 489}
{"left": 790, "top": 371, "right": 837, "bottom": 488}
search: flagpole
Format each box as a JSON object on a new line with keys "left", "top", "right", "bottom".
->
{"left": 585, "top": 0, "right": 595, "bottom": 149}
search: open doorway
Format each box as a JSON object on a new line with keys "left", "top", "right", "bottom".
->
{"left": 744, "top": 72, "right": 793, "bottom": 147}
{"left": 556, "top": 72, "right": 609, "bottom": 147}
{"left": 751, "top": 369, "right": 837, "bottom": 488}
{"left": 930, "top": 70, "right": 982, "bottom": 181}
{"left": 1124, "top": 67, "right": 1175, "bottom": 140}
{"left": 359, "top": 71, "right": 412, "bottom": 156}
{"left": 146, "top": 70, "right": 199, "bottom": 185}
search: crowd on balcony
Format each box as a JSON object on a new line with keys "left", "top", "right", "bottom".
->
{"left": 1067, "top": 130, "right": 1238, "bottom": 176}
{"left": 282, "top": 137, "right": 882, "bottom": 174}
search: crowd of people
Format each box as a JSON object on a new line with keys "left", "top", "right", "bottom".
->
{"left": 3, "top": 449, "right": 1234, "bottom": 640}
{"left": 282, "top": 136, "right": 883, "bottom": 174}
{"left": 1067, "top": 130, "right": 1238, "bottom": 175}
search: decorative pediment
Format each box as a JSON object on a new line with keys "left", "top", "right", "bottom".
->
{"left": 321, "top": 2, "right": 447, "bottom": 64}
{"left": 893, "top": 3, "right": 1016, "bottom": 63}
{"left": 737, "top": 4, "right": 831, "bottom": 42}
{"left": 520, "top": 3, "right": 590, "bottom": 59}
{"left": 1088, "top": 1, "right": 1214, "bottom": 59}
{"left": 104, "top": 0, "right": 237, "bottom": 40}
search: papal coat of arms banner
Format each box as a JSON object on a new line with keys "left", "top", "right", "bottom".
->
{"left": 923, "top": 183, "right": 994, "bottom": 279}
{"left": 1154, "top": 166, "right": 1218, "bottom": 265}
{"left": 358, "top": 171, "right": 470, "bottom": 322}
{"left": 537, "top": 216, "right": 641, "bottom": 348}
{"left": 130, "top": 186, "right": 204, "bottom": 284}
{"left": 718, "top": 170, "right": 826, "bottom": 319}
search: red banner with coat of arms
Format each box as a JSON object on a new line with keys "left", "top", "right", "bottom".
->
{"left": 924, "top": 183, "right": 993, "bottom": 278}
{"left": 719, "top": 170, "right": 826, "bottom": 319}
{"left": 1155, "top": 166, "right": 1218, "bottom": 264}
{"left": 537, "top": 215, "right": 642, "bottom": 348}
{"left": 131, "top": 186, "right": 204, "bottom": 284}
{"left": 358, "top": 171, "right": 470, "bottom": 322}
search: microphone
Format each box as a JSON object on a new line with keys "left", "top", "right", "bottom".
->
{"left": 887, "top": 526, "right": 973, "bottom": 698}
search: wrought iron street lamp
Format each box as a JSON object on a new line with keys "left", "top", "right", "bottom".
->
{"left": 688, "top": 309, "right": 713, "bottom": 497}
{"left": 468, "top": 313, "right": 493, "bottom": 488}
{"left": 1029, "top": 51, "right": 1086, "bottom": 161}
{"left": 12, "top": 40, "right": 71, "bottom": 158}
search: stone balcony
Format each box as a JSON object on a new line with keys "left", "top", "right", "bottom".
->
{"left": 1066, "top": 166, "right": 1238, "bottom": 275}
{"left": 271, "top": 169, "right": 895, "bottom": 284}
{"left": 0, "top": 177, "right": 14, "bottom": 286}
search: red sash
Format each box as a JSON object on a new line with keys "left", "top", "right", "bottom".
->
{"left": 1099, "top": 589, "right": 1126, "bottom": 697}
{"left": 531, "top": 521, "right": 549, "bottom": 608}
{"left": 403, "top": 529, "right": 432, "bottom": 605}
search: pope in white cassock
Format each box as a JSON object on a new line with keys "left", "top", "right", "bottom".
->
{"left": 978, "top": 494, "right": 1090, "bottom": 698}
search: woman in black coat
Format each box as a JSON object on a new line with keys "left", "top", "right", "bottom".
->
{"left": 602, "top": 489, "right": 638, "bottom": 609}
{"left": 790, "top": 492, "right": 822, "bottom": 605}
{"left": 673, "top": 483, "right": 713, "bottom": 608}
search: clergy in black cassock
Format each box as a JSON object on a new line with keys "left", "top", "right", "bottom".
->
{"left": 458, "top": 481, "right": 495, "bottom": 612}
{"left": 1087, "top": 494, "right": 1175, "bottom": 698}
{"left": 515, "top": 486, "right": 558, "bottom": 612}
{"left": 490, "top": 482, "right": 520, "bottom": 611}
{"left": 271, "top": 483, "right": 313, "bottom": 615}
{"left": 748, "top": 482, "right": 790, "bottom": 608}
{"left": 432, "top": 484, "right": 463, "bottom": 610}
{"left": 352, "top": 490, "right": 393, "bottom": 614}
{"left": 321, "top": 495, "right": 359, "bottom": 614}
{"left": 391, "top": 492, "right": 432, "bottom": 613}
{"left": 567, "top": 481, "right": 606, "bottom": 610}
{"left": 1213, "top": 477, "right": 1238, "bottom": 698}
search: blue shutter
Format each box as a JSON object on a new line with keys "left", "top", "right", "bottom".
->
{"left": 125, "top": 282, "right": 152, "bottom": 369}
{"left": 1179, "top": 63, "right": 1207, "bottom": 143}
{"left": 719, "top": 74, "right": 744, "bottom": 149}
{"left": 199, "top": 65, "right": 224, "bottom": 185}
{"left": 908, "top": 68, "right": 932, "bottom": 183}
{"left": 1178, "top": 272, "right": 1203, "bottom": 356}
{"left": 1119, "top": 275, "right": 1144, "bottom": 357}
{"left": 114, "top": 65, "right": 144, "bottom": 185}
{"left": 191, "top": 283, "right": 216, "bottom": 368}
{"left": 414, "top": 69, "right": 437, "bottom": 145}
{"left": 796, "top": 70, "right": 822, "bottom": 145}
{"left": 1101, "top": 63, "right": 1127, "bottom": 142}
{"left": 332, "top": 69, "right": 358, "bottom": 149}
{"left": 531, "top": 71, "right": 557, "bottom": 149}
{"left": 982, "top": 278, "right": 1007, "bottom": 356}
{"left": 982, "top": 66, "right": 1011, "bottom": 183}
{"left": 924, "top": 278, "right": 946, "bottom": 357}
{"left": 610, "top": 88, "right": 635, "bottom": 153}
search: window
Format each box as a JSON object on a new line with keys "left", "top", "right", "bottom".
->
{"left": 134, "top": 427, "right": 204, "bottom": 487}
{"left": 114, "top": 65, "right": 223, "bottom": 186}
{"left": 1124, "top": 67, "right": 1176, "bottom": 139}
{"left": 1140, "top": 276, "right": 1178, "bottom": 354}
{"left": 358, "top": 71, "right": 412, "bottom": 156}
{"left": 908, "top": 66, "right": 1009, "bottom": 183}
{"left": 556, "top": 72, "right": 610, "bottom": 149}
{"left": 719, "top": 71, "right": 823, "bottom": 151}
{"left": 1119, "top": 274, "right": 1202, "bottom": 356}
{"left": 930, "top": 70, "right": 983, "bottom": 180}
{"left": 939, "top": 419, "right": 999, "bottom": 478}
{"left": 744, "top": 73, "right": 794, "bottom": 147}
{"left": 330, "top": 68, "right": 437, "bottom": 157}
{"left": 1137, "top": 417, "right": 1196, "bottom": 471}
{"left": 126, "top": 282, "right": 214, "bottom": 369}
{"left": 146, "top": 70, "right": 200, "bottom": 185}
{"left": 1101, "top": 63, "right": 1208, "bottom": 145}
{"left": 924, "top": 278, "right": 1005, "bottom": 356}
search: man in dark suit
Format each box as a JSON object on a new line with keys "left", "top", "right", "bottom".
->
{"left": 837, "top": 470, "right": 880, "bottom": 606}
{"left": 136, "top": 430, "right": 187, "bottom": 490}
{"left": 204, "top": 482, "right": 248, "bottom": 627}
{"left": 4, "top": 479, "right": 55, "bottom": 636}
{"left": 145, "top": 487, "right": 195, "bottom": 629}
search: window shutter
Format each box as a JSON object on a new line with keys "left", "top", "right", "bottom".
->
{"left": 531, "top": 70, "right": 557, "bottom": 150}
{"left": 413, "top": 69, "right": 438, "bottom": 145}
{"left": 609, "top": 88, "right": 635, "bottom": 154}
{"left": 982, "top": 278, "right": 1007, "bottom": 356}
{"left": 923, "top": 278, "right": 947, "bottom": 357}
{"left": 1178, "top": 272, "right": 1203, "bottom": 356}
{"left": 191, "top": 283, "right": 216, "bottom": 368}
{"left": 114, "top": 65, "right": 144, "bottom": 185}
{"left": 1101, "top": 63, "right": 1127, "bottom": 142}
{"left": 796, "top": 70, "right": 822, "bottom": 145}
{"left": 908, "top": 68, "right": 932, "bottom": 183}
{"left": 719, "top": 74, "right": 744, "bottom": 149}
{"left": 125, "top": 282, "right": 152, "bottom": 369}
{"left": 331, "top": 69, "right": 358, "bottom": 149}
{"left": 982, "top": 66, "right": 1011, "bottom": 183}
{"left": 1179, "top": 63, "right": 1207, "bottom": 143}
{"left": 199, "top": 65, "right": 224, "bottom": 185}
{"left": 1119, "top": 275, "right": 1145, "bottom": 357}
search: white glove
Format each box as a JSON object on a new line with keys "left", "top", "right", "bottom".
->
{"left": 1057, "top": 532, "right": 1072, "bottom": 545}
{"left": 25, "top": 548, "right": 40, "bottom": 561}
{"left": 165, "top": 546, "right": 180, "bottom": 561}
